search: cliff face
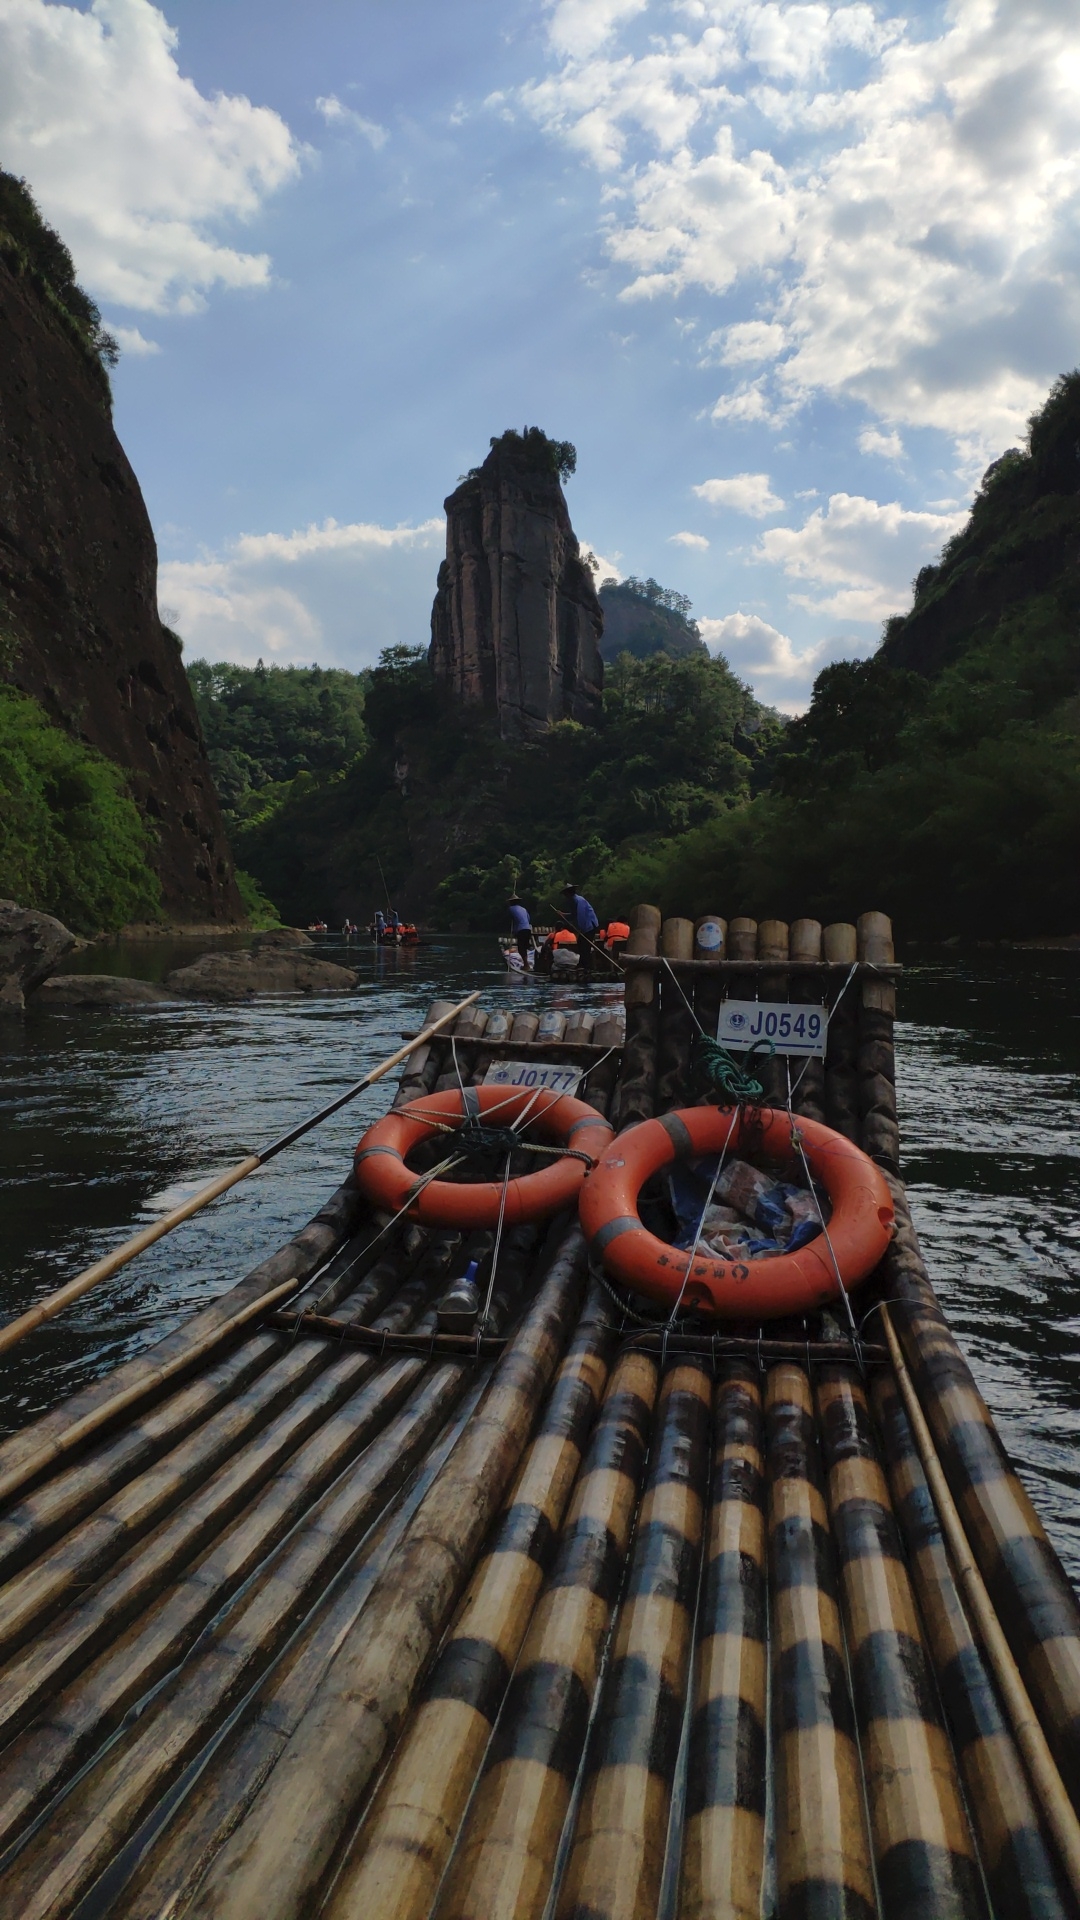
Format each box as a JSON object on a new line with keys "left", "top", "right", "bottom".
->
{"left": 429, "top": 440, "right": 603, "bottom": 740}
{"left": 0, "top": 252, "right": 242, "bottom": 923}
{"left": 880, "top": 376, "right": 1080, "bottom": 679}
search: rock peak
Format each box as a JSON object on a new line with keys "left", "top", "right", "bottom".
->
{"left": 429, "top": 434, "right": 603, "bottom": 740}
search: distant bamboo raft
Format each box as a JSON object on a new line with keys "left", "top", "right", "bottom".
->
{"left": 0, "top": 920, "right": 1078, "bottom": 1918}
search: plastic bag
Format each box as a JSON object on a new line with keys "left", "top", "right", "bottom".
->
{"left": 714, "top": 1159, "right": 790, "bottom": 1234}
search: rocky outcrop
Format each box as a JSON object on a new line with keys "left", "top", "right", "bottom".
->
{"left": 165, "top": 929, "right": 358, "bottom": 1000}
{"left": 33, "top": 974, "right": 175, "bottom": 1007}
{"left": 0, "top": 899, "right": 75, "bottom": 1011}
{"left": 598, "top": 581, "right": 706, "bottom": 662}
{"left": 429, "top": 438, "right": 603, "bottom": 740}
{"left": 0, "top": 243, "right": 242, "bottom": 923}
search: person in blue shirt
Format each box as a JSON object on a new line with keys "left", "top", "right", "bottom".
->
{"left": 373, "top": 909, "right": 386, "bottom": 941}
{"left": 561, "top": 883, "right": 599, "bottom": 939}
{"left": 507, "top": 895, "right": 534, "bottom": 966}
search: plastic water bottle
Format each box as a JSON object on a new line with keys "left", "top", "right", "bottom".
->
{"left": 437, "top": 1258, "right": 481, "bottom": 1332}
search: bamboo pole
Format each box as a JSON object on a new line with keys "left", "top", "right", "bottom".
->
{"left": 0, "top": 1359, "right": 481, "bottom": 1920}
{"left": 872, "top": 1368, "right": 1070, "bottom": 1920}
{"left": 324, "top": 1290, "right": 616, "bottom": 1920}
{"left": 814, "top": 1363, "right": 982, "bottom": 1919}
{"left": 881, "top": 1307, "right": 1080, "bottom": 1902}
{"left": 680, "top": 1365, "right": 768, "bottom": 1920}
{"left": 881, "top": 1180, "right": 1080, "bottom": 1811}
{"left": 116, "top": 1385, "right": 486, "bottom": 1920}
{"left": 766, "top": 1363, "right": 874, "bottom": 1920}
{"left": 0, "top": 990, "right": 480, "bottom": 1359}
{"left": 0, "top": 1245, "right": 463, "bottom": 1855}
{"left": 434, "top": 1345, "right": 659, "bottom": 1920}
{"left": 554, "top": 1360, "right": 710, "bottom": 1920}
{"left": 0, "top": 1246, "right": 428, "bottom": 1699}
{"left": 181, "top": 1226, "right": 588, "bottom": 1920}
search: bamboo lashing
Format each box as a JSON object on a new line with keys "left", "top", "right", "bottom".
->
{"left": 0, "top": 989, "right": 481, "bottom": 1359}
{"left": 880, "top": 1306, "right": 1080, "bottom": 1900}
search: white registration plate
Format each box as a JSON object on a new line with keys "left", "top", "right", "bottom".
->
{"left": 717, "top": 999, "right": 828, "bottom": 1058}
{"left": 484, "top": 1060, "right": 583, "bottom": 1094}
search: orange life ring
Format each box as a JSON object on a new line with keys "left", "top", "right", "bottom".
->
{"left": 355, "top": 1084, "right": 613, "bottom": 1229}
{"left": 578, "top": 1106, "right": 894, "bottom": 1319}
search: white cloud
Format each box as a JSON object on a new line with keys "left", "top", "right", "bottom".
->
{"left": 705, "top": 320, "right": 789, "bottom": 367}
{"left": 159, "top": 517, "right": 444, "bottom": 668}
{"left": 755, "top": 492, "right": 965, "bottom": 623}
{"left": 111, "top": 323, "right": 160, "bottom": 355}
{"left": 0, "top": 0, "right": 301, "bottom": 313}
{"left": 546, "top": 0, "right": 649, "bottom": 62}
{"left": 698, "top": 610, "right": 839, "bottom": 712}
{"left": 694, "top": 472, "right": 785, "bottom": 517}
{"left": 315, "top": 94, "right": 388, "bottom": 149}
{"left": 710, "top": 380, "right": 788, "bottom": 427}
{"left": 668, "top": 529, "right": 709, "bottom": 549}
{"left": 859, "top": 427, "right": 904, "bottom": 461}
{"left": 522, "top": 0, "right": 1080, "bottom": 462}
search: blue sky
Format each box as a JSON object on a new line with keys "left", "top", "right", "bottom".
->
{"left": 2, "top": 0, "right": 1078, "bottom": 708}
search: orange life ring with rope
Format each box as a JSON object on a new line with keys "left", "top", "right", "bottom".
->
{"left": 578, "top": 1106, "right": 894, "bottom": 1320}
{"left": 355, "top": 1084, "right": 613, "bottom": 1229}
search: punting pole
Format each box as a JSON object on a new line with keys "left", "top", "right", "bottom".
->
{"left": 881, "top": 1306, "right": 1080, "bottom": 1902}
{"left": 0, "top": 990, "right": 481, "bottom": 1359}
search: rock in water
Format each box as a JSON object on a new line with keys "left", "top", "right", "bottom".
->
{"left": 0, "top": 900, "right": 76, "bottom": 1012}
{"left": 164, "top": 949, "right": 358, "bottom": 1000}
{"left": 429, "top": 434, "right": 603, "bottom": 740}
{"left": 33, "top": 975, "right": 176, "bottom": 1007}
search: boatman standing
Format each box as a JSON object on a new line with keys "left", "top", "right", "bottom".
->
{"left": 561, "top": 882, "right": 600, "bottom": 942}
{"left": 507, "top": 895, "right": 534, "bottom": 966}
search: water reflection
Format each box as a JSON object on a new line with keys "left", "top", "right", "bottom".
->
{"left": 1, "top": 937, "right": 1078, "bottom": 1576}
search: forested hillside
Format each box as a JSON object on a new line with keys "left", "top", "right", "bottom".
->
{"left": 600, "top": 376, "right": 1080, "bottom": 935}
{"left": 226, "top": 644, "right": 779, "bottom": 927}
{"left": 597, "top": 577, "right": 706, "bottom": 661}
{"left": 187, "top": 660, "right": 369, "bottom": 832}
{"left": 183, "top": 372, "right": 1080, "bottom": 939}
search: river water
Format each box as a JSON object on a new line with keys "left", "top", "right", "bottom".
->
{"left": 1, "top": 938, "right": 1078, "bottom": 1575}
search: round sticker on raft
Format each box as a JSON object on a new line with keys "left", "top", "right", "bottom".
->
{"left": 696, "top": 920, "right": 724, "bottom": 951}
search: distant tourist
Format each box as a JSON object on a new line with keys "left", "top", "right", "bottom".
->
{"left": 603, "top": 917, "right": 630, "bottom": 954}
{"left": 507, "top": 895, "right": 534, "bottom": 967}
{"left": 374, "top": 910, "right": 386, "bottom": 940}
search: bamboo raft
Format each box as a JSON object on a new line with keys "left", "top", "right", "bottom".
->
{"left": 0, "top": 908, "right": 1078, "bottom": 1919}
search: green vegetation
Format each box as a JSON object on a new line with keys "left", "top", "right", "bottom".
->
{"left": 598, "top": 576, "right": 707, "bottom": 662}
{"left": 595, "top": 378, "right": 1080, "bottom": 935}
{"left": 0, "top": 171, "right": 117, "bottom": 400}
{"left": 191, "top": 372, "right": 1080, "bottom": 939}
{"left": 0, "top": 687, "right": 160, "bottom": 933}
{"left": 461, "top": 426, "right": 577, "bottom": 485}
{"left": 229, "top": 644, "right": 778, "bottom": 927}
{"left": 234, "top": 868, "right": 282, "bottom": 929}
{"left": 186, "top": 659, "right": 369, "bottom": 833}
